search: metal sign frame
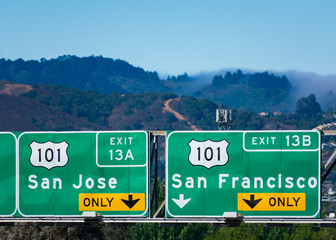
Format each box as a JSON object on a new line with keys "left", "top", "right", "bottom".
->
{"left": 0, "top": 130, "right": 335, "bottom": 225}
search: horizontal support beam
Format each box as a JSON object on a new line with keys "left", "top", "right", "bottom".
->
{"left": 151, "top": 131, "right": 166, "bottom": 136}
{"left": 0, "top": 217, "right": 336, "bottom": 226}
{"left": 322, "top": 130, "right": 336, "bottom": 135}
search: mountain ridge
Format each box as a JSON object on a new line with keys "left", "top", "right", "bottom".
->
{"left": 1, "top": 55, "right": 336, "bottom": 114}
{"left": 0, "top": 55, "right": 171, "bottom": 94}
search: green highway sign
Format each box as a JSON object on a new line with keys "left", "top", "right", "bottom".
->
{"left": 18, "top": 131, "right": 149, "bottom": 217}
{"left": 166, "top": 131, "right": 321, "bottom": 218}
{"left": 0, "top": 133, "right": 16, "bottom": 216}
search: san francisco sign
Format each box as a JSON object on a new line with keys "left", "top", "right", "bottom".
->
{"left": 166, "top": 131, "right": 320, "bottom": 218}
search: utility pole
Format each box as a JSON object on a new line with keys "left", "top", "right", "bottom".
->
{"left": 216, "top": 109, "right": 232, "bottom": 130}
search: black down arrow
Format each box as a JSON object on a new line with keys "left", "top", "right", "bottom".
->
{"left": 243, "top": 194, "right": 262, "bottom": 209}
{"left": 121, "top": 195, "right": 140, "bottom": 209}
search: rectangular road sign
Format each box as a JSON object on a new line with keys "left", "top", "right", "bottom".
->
{"left": 18, "top": 131, "right": 148, "bottom": 217}
{"left": 166, "top": 131, "right": 320, "bottom": 218}
{"left": 0, "top": 133, "right": 16, "bottom": 216}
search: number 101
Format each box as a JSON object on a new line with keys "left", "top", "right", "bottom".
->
{"left": 197, "top": 147, "right": 221, "bottom": 161}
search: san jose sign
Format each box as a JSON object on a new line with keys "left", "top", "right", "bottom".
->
{"left": 166, "top": 131, "right": 321, "bottom": 218}
{"left": 0, "top": 131, "right": 149, "bottom": 218}
{"left": 18, "top": 131, "right": 149, "bottom": 217}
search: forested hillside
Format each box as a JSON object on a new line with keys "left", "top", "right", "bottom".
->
{"left": 193, "top": 70, "right": 292, "bottom": 112}
{"left": 0, "top": 56, "right": 170, "bottom": 94}
{"left": 0, "top": 81, "right": 180, "bottom": 131}
{"left": 4, "top": 55, "right": 336, "bottom": 114}
{"left": 0, "top": 81, "right": 262, "bottom": 131}
{"left": 0, "top": 56, "right": 307, "bottom": 113}
{"left": 0, "top": 80, "right": 331, "bottom": 133}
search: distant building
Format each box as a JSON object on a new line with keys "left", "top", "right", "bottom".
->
{"left": 259, "top": 112, "right": 268, "bottom": 116}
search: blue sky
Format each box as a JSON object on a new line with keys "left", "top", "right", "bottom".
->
{"left": 0, "top": 0, "right": 335, "bottom": 76}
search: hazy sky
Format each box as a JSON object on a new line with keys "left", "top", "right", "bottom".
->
{"left": 1, "top": 0, "right": 335, "bottom": 76}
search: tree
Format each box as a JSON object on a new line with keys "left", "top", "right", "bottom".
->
{"left": 212, "top": 75, "right": 224, "bottom": 86}
{"left": 295, "top": 94, "right": 322, "bottom": 118}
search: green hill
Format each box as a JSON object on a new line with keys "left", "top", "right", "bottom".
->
{"left": 0, "top": 80, "right": 327, "bottom": 132}
{"left": 0, "top": 81, "right": 199, "bottom": 131}
{"left": 0, "top": 56, "right": 296, "bottom": 113}
{"left": 193, "top": 70, "right": 292, "bottom": 113}
{"left": 0, "top": 55, "right": 171, "bottom": 94}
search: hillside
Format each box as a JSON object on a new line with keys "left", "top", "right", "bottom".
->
{"left": 0, "top": 56, "right": 171, "bottom": 94}
{"left": 0, "top": 54, "right": 334, "bottom": 132}
{"left": 0, "top": 81, "right": 205, "bottom": 131}
{"left": 0, "top": 80, "right": 330, "bottom": 133}
{"left": 0, "top": 81, "right": 105, "bottom": 131}
{"left": 161, "top": 73, "right": 210, "bottom": 96}
{"left": 3, "top": 55, "right": 336, "bottom": 114}
{"left": 0, "top": 56, "right": 296, "bottom": 113}
{"left": 192, "top": 70, "right": 292, "bottom": 113}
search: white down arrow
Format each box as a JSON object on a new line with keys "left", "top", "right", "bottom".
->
{"left": 172, "top": 194, "right": 191, "bottom": 209}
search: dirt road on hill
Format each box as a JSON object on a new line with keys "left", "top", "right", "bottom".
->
{"left": 163, "top": 98, "right": 201, "bottom": 130}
